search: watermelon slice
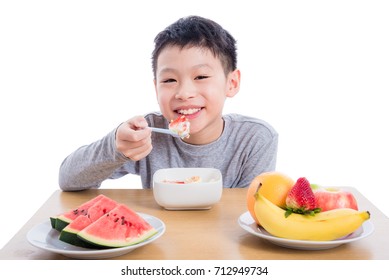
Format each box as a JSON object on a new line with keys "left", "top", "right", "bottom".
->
{"left": 59, "top": 196, "right": 118, "bottom": 247}
{"left": 77, "top": 204, "right": 158, "bottom": 248}
{"left": 50, "top": 194, "right": 106, "bottom": 232}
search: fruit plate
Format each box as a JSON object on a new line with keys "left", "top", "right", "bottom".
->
{"left": 238, "top": 211, "right": 374, "bottom": 250}
{"left": 27, "top": 213, "right": 166, "bottom": 259}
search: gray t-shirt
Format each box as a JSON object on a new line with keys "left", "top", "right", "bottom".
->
{"left": 58, "top": 113, "right": 278, "bottom": 191}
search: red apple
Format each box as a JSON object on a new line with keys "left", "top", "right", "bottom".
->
{"left": 313, "top": 187, "right": 358, "bottom": 211}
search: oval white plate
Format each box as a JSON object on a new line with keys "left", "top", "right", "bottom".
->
{"left": 27, "top": 213, "right": 165, "bottom": 259}
{"left": 238, "top": 211, "right": 374, "bottom": 250}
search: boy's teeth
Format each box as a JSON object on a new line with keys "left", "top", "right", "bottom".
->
{"left": 178, "top": 108, "right": 200, "bottom": 115}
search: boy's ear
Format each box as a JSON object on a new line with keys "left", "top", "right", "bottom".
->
{"left": 226, "top": 69, "right": 241, "bottom": 98}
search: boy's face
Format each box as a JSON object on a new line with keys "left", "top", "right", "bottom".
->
{"left": 154, "top": 46, "right": 240, "bottom": 144}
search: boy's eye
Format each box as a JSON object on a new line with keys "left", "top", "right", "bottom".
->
{"left": 195, "top": 75, "right": 209, "bottom": 80}
{"left": 162, "top": 78, "right": 176, "bottom": 83}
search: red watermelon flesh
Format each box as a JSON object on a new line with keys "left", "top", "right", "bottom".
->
{"left": 59, "top": 196, "right": 118, "bottom": 247}
{"left": 77, "top": 204, "right": 158, "bottom": 248}
{"left": 51, "top": 194, "right": 106, "bottom": 231}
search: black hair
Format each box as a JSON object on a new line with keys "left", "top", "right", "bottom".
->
{"left": 152, "top": 16, "right": 237, "bottom": 78}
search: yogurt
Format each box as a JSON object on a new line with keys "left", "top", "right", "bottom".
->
{"left": 169, "top": 115, "right": 190, "bottom": 139}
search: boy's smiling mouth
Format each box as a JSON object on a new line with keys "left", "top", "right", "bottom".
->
{"left": 177, "top": 108, "right": 202, "bottom": 115}
{"left": 175, "top": 107, "right": 203, "bottom": 119}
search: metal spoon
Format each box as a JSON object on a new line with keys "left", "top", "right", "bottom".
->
{"left": 150, "top": 127, "right": 181, "bottom": 138}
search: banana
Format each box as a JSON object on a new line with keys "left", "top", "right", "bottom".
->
{"left": 254, "top": 192, "right": 370, "bottom": 241}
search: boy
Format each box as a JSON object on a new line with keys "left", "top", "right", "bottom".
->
{"left": 59, "top": 16, "right": 278, "bottom": 191}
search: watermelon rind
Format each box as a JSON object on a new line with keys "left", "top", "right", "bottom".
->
{"left": 77, "top": 204, "right": 158, "bottom": 248}
{"left": 78, "top": 229, "right": 158, "bottom": 248}
{"left": 50, "top": 217, "right": 57, "bottom": 229}
{"left": 54, "top": 216, "right": 73, "bottom": 232}
{"left": 59, "top": 227, "right": 100, "bottom": 249}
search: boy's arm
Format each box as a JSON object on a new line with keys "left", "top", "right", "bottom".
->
{"left": 58, "top": 129, "right": 129, "bottom": 191}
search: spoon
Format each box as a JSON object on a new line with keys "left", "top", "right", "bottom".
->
{"left": 150, "top": 127, "right": 181, "bottom": 138}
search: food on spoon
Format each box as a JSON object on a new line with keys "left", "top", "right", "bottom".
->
{"left": 77, "top": 204, "right": 158, "bottom": 248}
{"left": 169, "top": 115, "right": 190, "bottom": 138}
{"left": 312, "top": 186, "right": 358, "bottom": 212}
{"left": 253, "top": 190, "right": 370, "bottom": 241}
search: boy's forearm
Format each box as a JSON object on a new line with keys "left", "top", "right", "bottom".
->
{"left": 58, "top": 129, "right": 128, "bottom": 191}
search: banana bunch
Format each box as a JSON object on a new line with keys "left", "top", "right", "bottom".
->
{"left": 254, "top": 192, "right": 370, "bottom": 241}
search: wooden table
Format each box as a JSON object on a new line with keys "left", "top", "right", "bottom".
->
{"left": 0, "top": 188, "right": 388, "bottom": 260}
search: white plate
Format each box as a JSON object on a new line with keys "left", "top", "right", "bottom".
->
{"left": 238, "top": 211, "right": 374, "bottom": 250}
{"left": 27, "top": 213, "right": 166, "bottom": 259}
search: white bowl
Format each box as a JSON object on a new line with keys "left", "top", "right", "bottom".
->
{"left": 152, "top": 168, "right": 223, "bottom": 210}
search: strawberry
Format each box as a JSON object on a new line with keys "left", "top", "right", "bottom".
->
{"left": 285, "top": 177, "right": 321, "bottom": 217}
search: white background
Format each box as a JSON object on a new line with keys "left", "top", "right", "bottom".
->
{"left": 1, "top": 0, "right": 388, "bottom": 255}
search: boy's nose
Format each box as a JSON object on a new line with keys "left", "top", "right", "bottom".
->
{"left": 175, "top": 81, "right": 196, "bottom": 100}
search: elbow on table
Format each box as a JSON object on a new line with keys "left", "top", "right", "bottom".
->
{"left": 58, "top": 173, "right": 100, "bottom": 192}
